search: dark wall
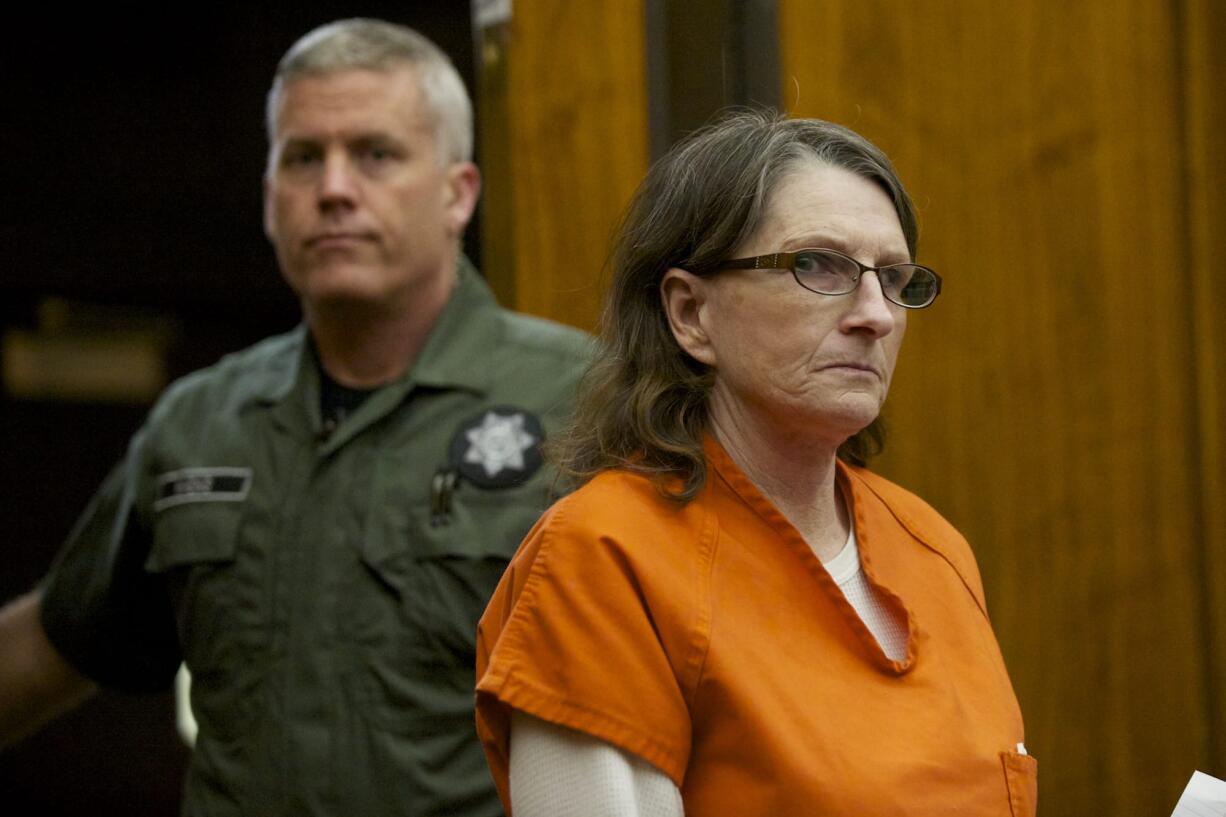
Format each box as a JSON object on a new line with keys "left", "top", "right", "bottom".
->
{"left": 3, "top": 3, "right": 478, "bottom": 327}
{"left": 0, "top": 5, "right": 475, "bottom": 815}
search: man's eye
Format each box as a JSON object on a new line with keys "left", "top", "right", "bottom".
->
{"left": 360, "top": 145, "right": 399, "bottom": 164}
{"left": 282, "top": 151, "right": 319, "bottom": 168}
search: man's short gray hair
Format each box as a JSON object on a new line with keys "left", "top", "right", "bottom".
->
{"left": 266, "top": 18, "right": 473, "bottom": 164}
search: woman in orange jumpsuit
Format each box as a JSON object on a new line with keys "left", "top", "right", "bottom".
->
{"left": 476, "top": 111, "right": 1036, "bottom": 817}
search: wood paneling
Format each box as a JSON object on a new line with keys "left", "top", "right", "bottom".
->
{"left": 1185, "top": 0, "right": 1226, "bottom": 772}
{"left": 477, "top": 1, "right": 649, "bottom": 332}
{"left": 779, "top": 1, "right": 1220, "bottom": 813}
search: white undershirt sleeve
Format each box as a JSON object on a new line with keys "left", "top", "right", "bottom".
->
{"left": 509, "top": 710, "right": 685, "bottom": 817}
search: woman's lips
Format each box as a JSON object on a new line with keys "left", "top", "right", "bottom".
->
{"left": 820, "top": 362, "right": 880, "bottom": 378}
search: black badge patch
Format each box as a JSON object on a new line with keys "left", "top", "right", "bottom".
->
{"left": 153, "top": 467, "right": 253, "bottom": 512}
{"left": 448, "top": 406, "right": 545, "bottom": 489}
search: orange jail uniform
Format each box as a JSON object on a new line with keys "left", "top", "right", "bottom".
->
{"left": 476, "top": 438, "right": 1037, "bottom": 816}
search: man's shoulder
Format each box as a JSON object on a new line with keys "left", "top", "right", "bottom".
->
{"left": 470, "top": 307, "right": 591, "bottom": 409}
{"left": 489, "top": 307, "right": 591, "bottom": 364}
{"left": 150, "top": 327, "right": 303, "bottom": 422}
{"left": 454, "top": 259, "right": 590, "bottom": 365}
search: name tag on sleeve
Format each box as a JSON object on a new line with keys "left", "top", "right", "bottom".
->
{"left": 154, "top": 467, "right": 253, "bottom": 512}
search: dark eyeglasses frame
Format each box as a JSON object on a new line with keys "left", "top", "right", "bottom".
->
{"left": 711, "top": 248, "right": 942, "bottom": 309}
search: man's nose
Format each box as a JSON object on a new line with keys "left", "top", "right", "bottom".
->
{"left": 317, "top": 152, "right": 358, "bottom": 208}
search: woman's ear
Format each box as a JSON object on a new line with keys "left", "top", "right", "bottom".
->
{"left": 660, "top": 268, "right": 717, "bottom": 366}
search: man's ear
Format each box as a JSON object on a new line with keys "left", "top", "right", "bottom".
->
{"left": 444, "top": 161, "right": 481, "bottom": 237}
{"left": 660, "top": 268, "right": 717, "bottom": 367}
{"left": 262, "top": 173, "right": 275, "bottom": 241}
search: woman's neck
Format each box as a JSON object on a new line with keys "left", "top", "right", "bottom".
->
{"left": 708, "top": 390, "right": 851, "bottom": 562}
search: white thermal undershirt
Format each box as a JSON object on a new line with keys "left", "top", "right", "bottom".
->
{"left": 510, "top": 710, "right": 684, "bottom": 817}
{"left": 821, "top": 526, "right": 910, "bottom": 662}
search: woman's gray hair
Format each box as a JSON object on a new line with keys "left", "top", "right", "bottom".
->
{"left": 266, "top": 18, "right": 473, "bottom": 164}
{"left": 633, "top": 111, "right": 917, "bottom": 274}
{"left": 553, "top": 109, "right": 919, "bottom": 501}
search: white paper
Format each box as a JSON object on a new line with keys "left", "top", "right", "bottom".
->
{"left": 1171, "top": 771, "right": 1226, "bottom": 817}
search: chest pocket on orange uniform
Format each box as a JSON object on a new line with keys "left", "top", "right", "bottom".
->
{"left": 1001, "top": 750, "right": 1038, "bottom": 817}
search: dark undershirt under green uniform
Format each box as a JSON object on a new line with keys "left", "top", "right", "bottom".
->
{"left": 40, "top": 260, "right": 590, "bottom": 816}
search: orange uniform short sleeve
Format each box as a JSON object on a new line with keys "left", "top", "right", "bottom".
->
{"left": 476, "top": 472, "right": 713, "bottom": 809}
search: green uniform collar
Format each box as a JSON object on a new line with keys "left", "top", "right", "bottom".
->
{"left": 408, "top": 255, "right": 504, "bottom": 393}
{"left": 258, "top": 257, "right": 505, "bottom": 446}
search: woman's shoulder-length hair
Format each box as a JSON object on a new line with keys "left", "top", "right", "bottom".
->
{"left": 551, "top": 109, "right": 920, "bottom": 502}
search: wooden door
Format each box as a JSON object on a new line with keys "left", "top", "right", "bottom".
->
{"left": 777, "top": 1, "right": 1226, "bottom": 813}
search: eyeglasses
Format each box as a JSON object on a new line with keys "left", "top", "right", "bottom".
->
{"left": 712, "top": 248, "right": 942, "bottom": 309}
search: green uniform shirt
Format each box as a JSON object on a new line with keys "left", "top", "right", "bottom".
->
{"left": 41, "top": 261, "right": 590, "bottom": 817}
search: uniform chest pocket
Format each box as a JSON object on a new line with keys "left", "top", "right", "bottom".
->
{"left": 146, "top": 498, "right": 245, "bottom": 644}
{"left": 147, "top": 499, "right": 241, "bottom": 568}
{"left": 357, "top": 465, "right": 554, "bottom": 668}
{"left": 365, "top": 478, "right": 550, "bottom": 565}
{"left": 145, "top": 499, "right": 266, "bottom": 742}
{"left": 1001, "top": 750, "right": 1038, "bottom": 817}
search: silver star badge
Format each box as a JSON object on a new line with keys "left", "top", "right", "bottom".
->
{"left": 463, "top": 411, "right": 538, "bottom": 477}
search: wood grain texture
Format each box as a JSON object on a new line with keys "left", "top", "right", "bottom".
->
{"left": 477, "top": 0, "right": 649, "bottom": 333}
{"left": 779, "top": 0, "right": 1218, "bottom": 813}
{"left": 1184, "top": 0, "right": 1226, "bottom": 774}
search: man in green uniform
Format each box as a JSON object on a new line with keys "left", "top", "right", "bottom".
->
{"left": 0, "top": 18, "right": 588, "bottom": 816}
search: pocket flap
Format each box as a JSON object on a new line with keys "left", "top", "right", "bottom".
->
{"left": 362, "top": 455, "right": 551, "bottom": 569}
{"left": 146, "top": 501, "right": 243, "bottom": 572}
